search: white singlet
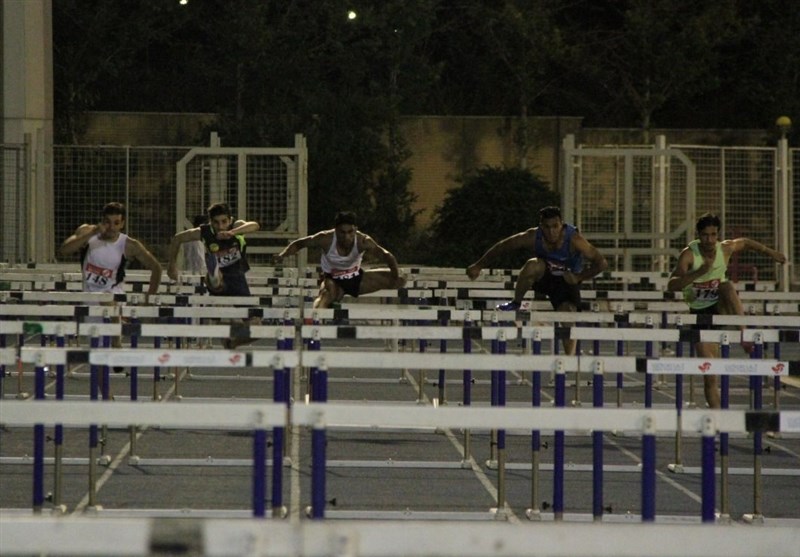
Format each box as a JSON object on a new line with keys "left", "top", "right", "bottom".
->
{"left": 320, "top": 233, "right": 363, "bottom": 279}
{"left": 81, "top": 233, "right": 128, "bottom": 293}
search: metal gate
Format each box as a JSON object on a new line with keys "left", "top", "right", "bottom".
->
{"left": 561, "top": 135, "right": 696, "bottom": 274}
{"left": 175, "top": 134, "right": 308, "bottom": 266}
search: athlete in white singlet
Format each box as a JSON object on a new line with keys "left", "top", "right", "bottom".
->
{"left": 62, "top": 202, "right": 162, "bottom": 300}
{"left": 274, "top": 211, "right": 405, "bottom": 308}
{"left": 60, "top": 202, "right": 162, "bottom": 393}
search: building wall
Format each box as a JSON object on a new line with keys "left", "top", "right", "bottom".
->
{"left": 78, "top": 112, "right": 217, "bottom": 147}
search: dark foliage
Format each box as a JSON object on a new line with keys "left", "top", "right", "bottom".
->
{"left": 424, "top": 166, "right": 559, "bottom": 268}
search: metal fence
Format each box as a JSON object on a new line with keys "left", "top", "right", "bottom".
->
{"left": 0, "top": 143, "right": 28, "bottom": 265}
{"left": 53, "top": 145, "right": 190, "bottom": 264}
{"left": 48, "top": 138, "right": 308, "bottom": 268}
{"left": 563, "top": 135, "right": 797, "bottom": 288}
{"left": 2, "top": 135, "right": 797, "bottom": 288}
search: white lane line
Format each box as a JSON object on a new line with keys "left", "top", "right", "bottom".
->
{"left": 603, "top": 435, "right": 704, "bottom": 506}
{"left": 71, "top": 370, "right": 184, "bottom": 514}
{"left": 402, "top": 367, "right": 520, "bottom": 524}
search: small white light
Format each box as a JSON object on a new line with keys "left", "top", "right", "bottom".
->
{"left": 347, "top": 10, "right": 357, "bottom": 20}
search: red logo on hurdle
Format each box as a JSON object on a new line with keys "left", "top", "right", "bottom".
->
{"left": 229, "top": 354, "right": 242, "bottom": 365}
{"left": 698, "top": 362, "right": 712, "bottom": 373}
{"left": 772, "top": 363, "right": 785, "bottom": 375}
{"left": 158, "top": 353, "right": 171, "bottom": 364}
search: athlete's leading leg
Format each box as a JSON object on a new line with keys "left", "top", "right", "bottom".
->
{"left": 314, "top": 277, "right": 343, "bottom": 309}
{"left": 555, "top": 300, "right": 578, "bottom": 355}
{"left": 696, "top": 341, "right": 721, "bottom": 408}
{"left": 718, "top": 281, "right": 753, "bottom": 353}
{"left": 513, "top": 259, "right": 546, "bottom": 304}
{"left": 357, "top": 269, "right": 406, "bottom": 296}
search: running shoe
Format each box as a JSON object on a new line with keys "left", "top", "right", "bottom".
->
{"left": 496, "top": 300, "right": 520, "bottom": 311}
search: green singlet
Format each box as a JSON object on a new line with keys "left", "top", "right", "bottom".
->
{"left": 682, "top": 240, "right": 727, "bottom": 310}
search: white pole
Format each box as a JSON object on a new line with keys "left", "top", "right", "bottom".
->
{"left": 776, "top": 136, "right": 791, "bottom": 292}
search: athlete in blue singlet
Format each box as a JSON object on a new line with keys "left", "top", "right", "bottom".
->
{"left": 466, "top": 206, "right": 608, "bottom": 355}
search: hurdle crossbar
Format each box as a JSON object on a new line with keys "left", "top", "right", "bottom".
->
{"left": 18, "top": 347, "right": 299, "bottom": 368}
{"left": 0, "top": 400, "right": 285, "bottom": 429}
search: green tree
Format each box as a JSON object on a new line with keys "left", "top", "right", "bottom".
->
{"left": 424, "top": 1, "right": 577, "bottom": 166}
{"left": 723, "top": 1, "right": 800, "bottom": 130}
{"left": 580, "top": 0, "right": 744, "bottom": 138}
{"left": 53, "top": 1, "right": 192, "bottom": 141}
{"left": 425, "top": 166, "right": 559, "bottom": 268}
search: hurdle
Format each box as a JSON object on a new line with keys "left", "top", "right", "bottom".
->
{"left": 292, "top": 402, "right": 800, "bottom": 522}
{"left": 7, "top": 347, "right": 298, "bottom": 514}
{"left": 6, "top": 388, "right": 800, "bottom": 522}
{"left": 0, "top": 399, "right": 286, "bottom": 518}
{"left": 294, "top": 337, "right": 798, "bottom": 520}
{"left": 3, "top": 282, "right": 791, "bottom": 520}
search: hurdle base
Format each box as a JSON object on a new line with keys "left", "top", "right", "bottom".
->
{"left": 319, "top": 509, "right": 497, "bottom": 521}
{"left": 485, "top": 459, "right": 498, "bottom": 470}
{"left": 742, "top": 513, "right": 765, "bottom": 524}
{"left": 128, "top": 457, "right": 271, "bottom": 467}
{"left": 16, "top": 392, "right": 30, "bottom": 399}
{"left": 489, "top": 507, "right": 511, "bottom": 521}
{"left": 50, "top": 504, "right": 67, "bottom": 516}
{"left": 525, "top": 508, "right": 542, "bottom": 521}
{"left": 91, "top": 508, "right": 271, "bottom": 518}
{"left": 667, "top": 463, "right": 684, "bottom": 473}
{"left": 327, "top": 459, "right": 469, "bottom": 469}
{"left": 715, "top": 512, "right": 732, "bottom": 524}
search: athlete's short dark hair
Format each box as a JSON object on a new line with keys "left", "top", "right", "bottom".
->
{"left": 102, "top": 202, "right": 126, "bottom": 218}
{"left": 696, "top": 213, "right": 721, "bottom": 232}
{"left": 539, "top": 206, "right": 562, "bottom": 221}
{"left": 334, "top": 211, "right": 357, "bottom": 226}
{"left": 207, "top": 203, "right": 232, "bottom": 219}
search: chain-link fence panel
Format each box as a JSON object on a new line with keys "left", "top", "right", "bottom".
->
{"left": 53, "top": 146, "right": 190, "bottom": 263}
{"left": 676, "top": 146, "right": 779, "bottom": 281}
{"left": 568, "top": 138, "right": 794, "bottom": 286}
{"left": 1, "top": 144, "right": 28, "bottom": 265}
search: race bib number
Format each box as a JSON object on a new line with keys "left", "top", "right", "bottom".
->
{"left": 546, "top": 261, "right": 569, "bottom": 276}
{"left": 215, "top": 247, "right": 243, "bottom": 269}
{"left": 332, "top": 266, "right": 360, "bottom": 280}
{"left": 692, "top": 279, "right": 720, "bottom": 302}
{"left": 85, "top": 262, "right": 113, "bottom": 287}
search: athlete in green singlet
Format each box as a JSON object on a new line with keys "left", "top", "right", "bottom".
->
{"left": 668, "top": 213, "right": 787, "bottom": 408}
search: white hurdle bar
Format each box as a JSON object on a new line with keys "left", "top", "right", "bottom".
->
{"left": 1, "top": 517, "right": 798, "bottom": 557}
